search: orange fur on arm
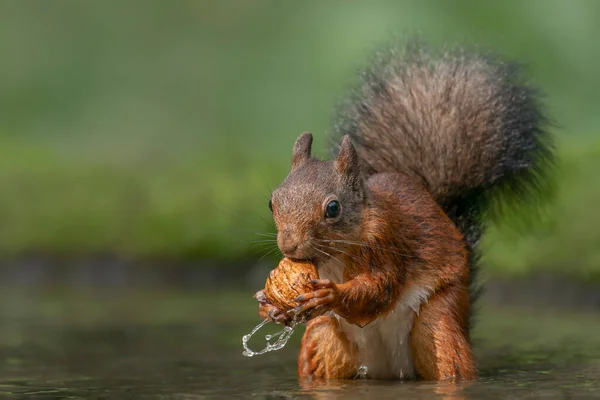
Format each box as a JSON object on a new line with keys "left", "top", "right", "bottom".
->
{"left": 334, "top": 269, "right": 402, "bottom": 328}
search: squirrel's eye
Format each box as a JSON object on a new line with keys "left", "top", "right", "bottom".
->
{"left": 325, "top": 200, "right": 341, "bottom": 219}
{"left": 269, "top": 199, "right": 273, "bottom": 212}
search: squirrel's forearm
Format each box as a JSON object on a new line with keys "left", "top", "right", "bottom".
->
{"left": 335, "top": 272, "right": 401, "bottom": 327}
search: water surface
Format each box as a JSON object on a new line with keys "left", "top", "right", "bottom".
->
{"left": 0, "top": 288, "right": 598, "bottom": 399}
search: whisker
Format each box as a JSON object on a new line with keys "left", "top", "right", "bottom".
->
{"left": 310, "top": 245, "right": 346, "bottom": 267}
{"left": 313, "top": 239, "right": 407, "bottom": 258}
{"left": 229, "top": 240, "right": 274, "bottom": 254}
{"left": 228, "top": 236, "right": 276, "bottom": 246}
{"left": 249, "top": 210, "right": 276, "bottom": 230}
{"left": 247, "top": 239, "right": 276, "bottom": 247}
{"left": 205, "top": 228, "right": 276, "bottom": 238}
{"left": 259, "top": 244, "right": 282, "bottom": 261}
{"left": 252, "top": 232, "right": 277, "bottom": 238}
{"left": 230, "top": 242, "right": 275, "bottom": 252}
{"left": 312, "top": 243, "right": 361, "bottom": 264}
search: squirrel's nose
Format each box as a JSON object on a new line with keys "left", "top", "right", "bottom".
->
{"left": 277, "top": 230, "right": 299, "bottom": 256}
{"left": 279, "top": 241, "right": 298, "bottom": 256}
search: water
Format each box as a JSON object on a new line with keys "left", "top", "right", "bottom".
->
{"left": 0, "top": 288, "right": 599, "bottom": 399}
{"left": 242, "top": 319, "right": 298, "bottom": 357}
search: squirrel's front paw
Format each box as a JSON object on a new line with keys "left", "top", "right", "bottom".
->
{"left": 290, "top": 279, "right": 341, "bottom": 320}
{"left": 255, "top": 290, "right": 293, "bottom": 326}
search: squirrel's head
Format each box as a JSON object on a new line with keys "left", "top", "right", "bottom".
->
{"left": 270, "top": 133, "right": 366, "bottom": 265}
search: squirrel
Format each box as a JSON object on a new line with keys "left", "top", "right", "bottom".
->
{"left": 256, "top": 40, "right": 554, "bottom": 381}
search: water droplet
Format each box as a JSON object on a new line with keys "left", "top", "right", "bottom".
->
{"left": 357, "top": 365, "right": 368, "bottom": 379}
{"left": 241, "top": 319, "right": 298, "bottom": 357}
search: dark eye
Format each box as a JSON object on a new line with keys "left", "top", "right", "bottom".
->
{"left": 325, "top": 200, "right": 340, "bottom": 219}
{"left": 268, "top": 199, "right": 273, "bottom": 212}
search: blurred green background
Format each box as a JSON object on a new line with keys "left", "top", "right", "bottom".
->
{"left": 0, "top": 0, "right": 599, "bottom": 280}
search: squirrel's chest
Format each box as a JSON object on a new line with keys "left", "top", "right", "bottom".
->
{"left": 340, "top": 298, "right": 418, "bottom": 379}
{"left": 319, "top": 260, "right": 426, "bottom": 380}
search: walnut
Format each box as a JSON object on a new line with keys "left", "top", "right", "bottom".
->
{"left": 264, "top": 258, "right": 319, "bottom": 313}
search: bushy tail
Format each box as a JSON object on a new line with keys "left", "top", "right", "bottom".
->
{"left": 331, "top": 40, "right": 554, "bottom": 301}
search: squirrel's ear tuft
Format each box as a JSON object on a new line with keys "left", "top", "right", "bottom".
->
{"left": 335, "top": 135, "right": 360, "bottom": 177}
{"left": 291, "top": 132, "right": 313, "bottom": 170}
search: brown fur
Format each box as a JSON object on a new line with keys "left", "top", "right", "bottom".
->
{"left": 333, "top": 42, "right": 553, "bottom": 222}
{"left": 332, "top": 41, "right": 554, "bottom": 312}
{"left": 267, "top": 139, "right": 473, "bottom": 379}
{"left": 328, "top": 173, "right": 468, "bottom": 329}
{"left": 289, "top": 169, "right": 472, "bottom": 381}
{"left": 262, "top": 41, "right": 553, "bottom": 382}
{"left": 298, "top": 315, "right": 360, "bottom": 380}
{"left": 411, "top": 284, "right": 475, "bottom": 380}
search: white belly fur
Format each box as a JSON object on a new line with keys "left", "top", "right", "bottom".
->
{"left": 319, "top": 259, "right": 429, "bottom": 380}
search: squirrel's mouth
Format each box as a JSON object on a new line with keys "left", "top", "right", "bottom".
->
{"left": 286, "top": 256, "right": 313, "bottom": 264}
{"left": 285, "top": 255, "right": 321, "bottom": 268}
{"left": 282, "top": 245, "right": 328, "bottom": 267}
{"left": 282, "top": 246, "right": 316, "bottom": 264}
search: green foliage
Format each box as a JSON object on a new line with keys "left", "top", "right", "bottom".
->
{"left": 0, "top": 134, "right": 283, "bottom": 260}
{"left": 482, "top": 139, "right": 600, "bottom": 280}
{"left": 0, "top": 1, "right": 598, "bottom": 279}
{"left": 1, "top": 134, "right": 599, "bottom": 280}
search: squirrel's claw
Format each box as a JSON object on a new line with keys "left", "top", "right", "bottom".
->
{"left": 309, "top": 279, "right": 337, "bottom": 289}
{"left": 258, "top": 299, "right": 292, "bottom": 326}
{"left": 295, "top": 288, "right": 332, "bottom": 303}
{"left": 290, "top": 295, "right": 336, "bottom": 318}
{"left": 291, "top": 280, "right": 340, "bottom": 320}
{"left": 254, "top": 289, "right": 267, "bottom": 303}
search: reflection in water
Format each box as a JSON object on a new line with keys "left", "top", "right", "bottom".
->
{"left": 0, "top": 288, "right": 598, "bottom": 399}
{"left": 433, "top": 381, "right": 471, "bottom": 400}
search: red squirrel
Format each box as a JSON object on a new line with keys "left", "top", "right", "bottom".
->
{"left": 256, "top": 40, "right": 554, "bottom": 381}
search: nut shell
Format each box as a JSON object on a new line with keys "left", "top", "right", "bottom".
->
{"left": 264, "top": 258, "right": 319, "bottom": 312}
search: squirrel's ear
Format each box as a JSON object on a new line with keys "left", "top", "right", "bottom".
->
{"left": 291, "top": 132, "right": 313, "bottom": 170}
{"left": 335, "top": 135, "right": 360, "bottom": 177}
